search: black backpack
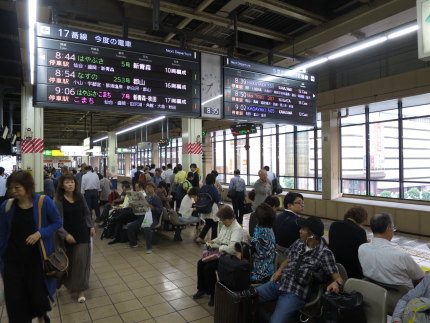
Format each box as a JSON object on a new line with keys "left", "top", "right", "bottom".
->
{"left": 195, "top": 192, "right": 214, "bottom": 214}
{"left": 272, "top": 177, "right": 283, "bottom": 194}
{"left": 321, "top": 290, "right": 367, "bottom": 323}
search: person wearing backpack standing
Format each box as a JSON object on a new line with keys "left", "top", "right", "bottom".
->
{"left": 228, "top": 169, "right": 246, "bottom": 225}
{"left": 195, "top": 174, "right": 221, "bottom": 244}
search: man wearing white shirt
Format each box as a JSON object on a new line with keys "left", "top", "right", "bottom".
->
{"left": 130, "top": 164, "right": 137, "bottom": 189}
{"left": 358, "top": 213, "right": 424, "bottom": 289}
{"left": 162, "top": 163, "right": 173, "bottom": 184}
{"left": 81, "top": 166, "right": 101, "bottom": 221}
{"left": 0, "top": 167, "right": 7, "bottom": 203}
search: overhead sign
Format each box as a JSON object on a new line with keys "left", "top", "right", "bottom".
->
{"left": 116, "top": 147, "right": 136, "bottom": 154}
{"left": 230, "top": 123, "right": 257, "bottom": 136}
{"left": 418, "top": 0, "right": 430, "bottom": 60}
{"left": 158, "top": 138, "right": 172, "bottom": 147}
{"left": 83, "top": 137, "right": 92, "bottom": 151}
{"left": 34, "top": 23, "right": 201, "bottom": 116}
{"left": 223, "top": 58, "right": 317, "bottom": 125}
{"left": 138, "top": 142, "right": 152, "bottom": 150}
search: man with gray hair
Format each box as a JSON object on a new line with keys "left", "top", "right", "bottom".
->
{"left": 358, "top": 213, "right": 424, "bottom": 289}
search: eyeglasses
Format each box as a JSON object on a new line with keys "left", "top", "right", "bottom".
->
{"left": 293, "top": 201, "right": 305, "bottom": 205}
{"left": 391, "top": 225, "right": 397, "bottom": 232}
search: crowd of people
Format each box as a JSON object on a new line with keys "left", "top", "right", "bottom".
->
{"left": 0, "top": 162, "right": 426, "bottom": 322}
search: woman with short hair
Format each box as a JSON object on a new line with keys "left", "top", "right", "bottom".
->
{"left": 329, "top": 206, "right": 368, "bottom": 279}
{"left": 193, "top": 205, "right": 243, "bottom": 306}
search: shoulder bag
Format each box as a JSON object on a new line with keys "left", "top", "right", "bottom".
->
{"left": 38, "top": 195, "right": 69, "bottom": 277}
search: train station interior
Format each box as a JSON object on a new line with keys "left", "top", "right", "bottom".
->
{"left": 1, "top": 0, "right": 430, "bottom": 322}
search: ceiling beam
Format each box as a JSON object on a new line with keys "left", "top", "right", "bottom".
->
{"left": 255, "top": 0, "right": 415, "bottom": 65}
{"left": 120, "top": 0, "right": 289, "bottom": 41}
{"left": 58, "top": 18, "right": 228, "bottom": 56}
{"left": 245, "top": 0, "right": 326, "bottom": 25}
{"left": 164, "top": 0, "right": 216, "bottom": 42}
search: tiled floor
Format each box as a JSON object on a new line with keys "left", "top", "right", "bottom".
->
{"left": 3, "top": 211, "right": 430, "bottom": 322}
{"left": 0, "top": 225, "right": 214, "bottom": 323}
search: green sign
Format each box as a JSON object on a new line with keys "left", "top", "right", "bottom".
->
{"left": 44, "top": 150, "right": 52, "bottom": 156}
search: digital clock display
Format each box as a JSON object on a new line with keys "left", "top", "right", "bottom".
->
{"left": 223, "top": 58, "right": 317, "bottom": 125}
{"left": 34, "top": 23, "right": 200, "bottom": 116}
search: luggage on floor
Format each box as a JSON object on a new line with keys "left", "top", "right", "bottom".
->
{"left": 214, "top": 281, "right": 258, "bottom": 323}
{"left": 217, "top": 254, "right": 251, "bottom": 292}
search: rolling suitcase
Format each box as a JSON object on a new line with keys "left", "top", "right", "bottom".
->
{"left": 214, "top": 281, "right": 258, "bottom": 323}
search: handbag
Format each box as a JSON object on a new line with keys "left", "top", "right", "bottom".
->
{"left": 38, "top": 196, "right": 69, "bottom": 277}
{"left": 321, "top": 290, "right": 367, "bottom": 323}
{"left": 201, "top": 249, "right": 222, "bottom": 262}
{"left": 227, "top": 188, "right": 236, "bottom": 199}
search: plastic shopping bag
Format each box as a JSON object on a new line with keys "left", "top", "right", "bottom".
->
{"left": 141, "top": 209, "right": 153, "bottom": 228}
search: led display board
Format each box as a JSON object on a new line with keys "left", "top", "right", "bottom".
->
{"left": 230, "top": 123, "right": 257, "bottom": 136}
{"left": 223, "top": 58, "right": 317, "bottom": 125}
{"left": 34, "top": 23, "right": 201, "bottom": 116}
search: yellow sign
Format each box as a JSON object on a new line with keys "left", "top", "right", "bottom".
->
{"left": 52, "top": 150, "right": 64, "bottom": 156}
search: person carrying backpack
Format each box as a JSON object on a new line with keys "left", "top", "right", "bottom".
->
{"left": 195, "top": 173, "right": 221, "bottom": 244}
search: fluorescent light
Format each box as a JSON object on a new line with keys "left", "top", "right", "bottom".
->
{"left": 387, "top": 24, "right": 418, "bottom": 39}
{"left": 93, "top": 136, "right": 108, "bottom": 143}
{"left": 115, "top": 116, "right": 165, "bottom": 135}
{"left": 293, "top": 57, "right": 328, "bottom": 72}
{"left": 202, "top": 94, "right": 223, "bottom": 106}
{"left": 28, "top": 0, "right": 38, "bottom": 84}
{"left": 328, "top": 36, "right": 387, "bottom": 60}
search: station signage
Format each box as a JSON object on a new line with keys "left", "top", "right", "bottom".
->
{"left": 34, "top": 23, "right": 201, "bottom": 116}
{"left": 223, "top": 58, "right": 317, "bottom": 125}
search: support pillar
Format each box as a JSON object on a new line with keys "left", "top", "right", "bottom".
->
{"left": 321, "top": 110, "right": 341, "bottom": 200}
{"left": 21, "top": 84, "right": 44, "bottom": 193}
{"left": 107, "top": 131, "right": 117, "bottom": 176}
{"left": 181, "top": 118, "right": 202, "bottom": 179}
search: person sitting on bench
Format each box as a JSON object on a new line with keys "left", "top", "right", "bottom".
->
{"left": 256, "top": 216, "right": 342, "bottom": 323}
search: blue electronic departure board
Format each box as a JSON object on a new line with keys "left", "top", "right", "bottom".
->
{"left": 34, "top": 23, "right": 201, "bottom": 116}
{"left": 223, "top": 58, "right": 317, "bottom": 125}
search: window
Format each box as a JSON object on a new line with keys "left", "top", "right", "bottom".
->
{"left": 340, "top": 94, "right": 430, "bottom": 200}
{"left": 211, "top": 114, "right": 322, "bottom": 192}
{"left": 117, "top": 154, "right": 125, "bottom": 175}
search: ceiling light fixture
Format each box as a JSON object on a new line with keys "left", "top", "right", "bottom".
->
{"left": 93, "top": 136, "right": 108, "bottom": 143}
{"left": 328, "top": 36, "right": 388, "bottom": 60}
{"left": 293, "top": 23, "right": 418, "bottom": 72}
{"left": 28, "top": 0, "right": 38, "bottom": 84}
{"left": 387, "top": 24, "right": 419, "bottom": 39}
{"left": 293, "top": 58, "right": 328, "bottom": 72}
{"left": 115, "top": 116, "right": 166, "bottom": 135}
